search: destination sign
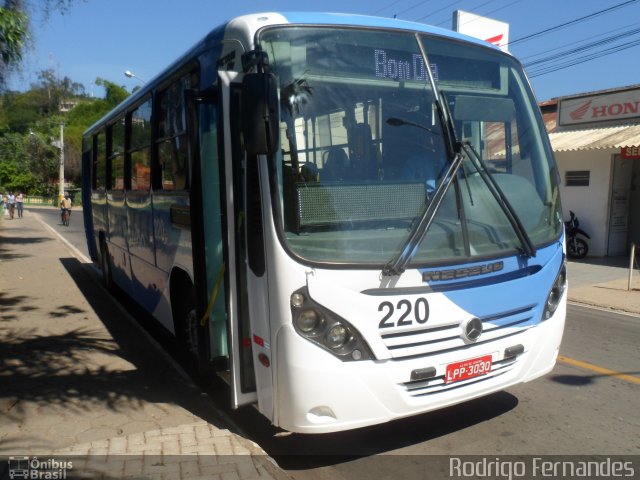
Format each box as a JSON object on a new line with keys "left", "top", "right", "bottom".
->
{"left": 305, "top": 43, "right": 437, "bottom": 84}
{"left": 374, "top": 48, "right": 438, "bottom": 82}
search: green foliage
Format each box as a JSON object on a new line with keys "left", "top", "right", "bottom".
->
{"left": 0, "top": 70, "right": 130, "bottom": 195}
{"left": 0, "top": 6, "right": 28, "bottom": 68}
{"left": 95, "top": 78, "right": 129, "bottom": 106}
{"left": 0, "top": 131, "right": 51, "bottom": 193}
{"left": 1, "top": 1, "right": 86, "bottom": 87}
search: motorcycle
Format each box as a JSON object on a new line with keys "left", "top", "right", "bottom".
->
{"left": 564, "top": 210, "right": 590, "bottom": 259}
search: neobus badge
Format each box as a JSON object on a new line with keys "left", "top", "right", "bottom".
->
{"left": 422, "top": 261, "right": 504, "bottom": 282}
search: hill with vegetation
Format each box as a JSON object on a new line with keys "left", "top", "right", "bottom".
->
{"left": 0, "top": 71, "right": 128, "bottom": 197}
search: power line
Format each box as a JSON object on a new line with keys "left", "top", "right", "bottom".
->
{"left": 507, "top": 0, "right": 640, "bottom": 46}
{"left": 415, "top": 0, "right": 466, "bottom": 22}
{"left": 432, "top": 0, "right": 500, "bottom": 26}
{"left": 396, "top": 1, "right": 434, "bottom": 18}
{"left": 519, "top": 21, "right": 638, "bottom": 61}
{"left": 372, "top": 0, "right": 408, "bottom": 15}
{"left": 473, "top": 0, "right": 524, "bottom": 22}
{"left": 527, "top": 37, "right": 640, "bottom": 77}
{"left": 524, "top": 26, "right": 640, "bottom": 68}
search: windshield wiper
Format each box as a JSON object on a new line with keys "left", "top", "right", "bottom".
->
{"left": 382, "top": 34, "right": 462, "bottom": 277}
{"left": 382, "top": 151, "right": 463, "bottom": 276}
{"left": 461, "top": 142, "right": 536, "bottom": 258}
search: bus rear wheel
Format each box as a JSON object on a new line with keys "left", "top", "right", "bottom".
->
{"left": 180, "top": 291, "right": 199, "bottom": 358}
{"left": 175, "top": 288, "right": 205, "bottom": 377}
{"left": 100, "top": 241, "right": 113, "bottom": 290}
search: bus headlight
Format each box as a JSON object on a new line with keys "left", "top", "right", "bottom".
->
{"left": 326, "top": 325, "right": 350, "bottom": 349}
{"left": 290, "top": 288, "right": 374, "bottom": 361}
{"left": 543, "top": 261, "right": 567, "bottom": 321}
{"left": 297, "top": 309, "right": 322, "bottom": 333}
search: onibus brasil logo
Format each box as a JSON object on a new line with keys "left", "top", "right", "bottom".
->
{"left": 8, "top": 456, "right": 73, "bottom": 479}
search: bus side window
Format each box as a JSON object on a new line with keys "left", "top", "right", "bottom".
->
{"left": 108, "top": 117, "right": 126, "bottom": 190}
{"left": 129, "top": 98, "right": 152, "bottom": 190}
{"left": 94, "top": 131, "right": 107, "bottom": 190}
{"left": 156, "top": 72, "right": 196, "bottom": 191}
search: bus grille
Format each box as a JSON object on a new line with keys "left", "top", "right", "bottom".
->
{"left": 380, "top": 304, "right": 537, "bottom": 360}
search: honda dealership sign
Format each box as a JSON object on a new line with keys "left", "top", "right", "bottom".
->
{"left": 452, "top": 10, "right": 509, "bottom": 52}
{"left": 559, "top": 88, "right": 640, "bottom": 126}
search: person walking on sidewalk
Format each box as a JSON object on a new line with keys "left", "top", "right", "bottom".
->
{"left": 16, "top": 192, "right": 24, "bottom": 218}
{"left": 6, "top": 192, "right": 15, "bottom": 219}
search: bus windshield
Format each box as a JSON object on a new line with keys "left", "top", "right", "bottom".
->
{"left": 260, "top": 26, "right": 562, "bottom": 267}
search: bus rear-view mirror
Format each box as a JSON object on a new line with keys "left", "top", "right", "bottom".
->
{"left": 241, "top": 73, "right": 280, "bottom": 156}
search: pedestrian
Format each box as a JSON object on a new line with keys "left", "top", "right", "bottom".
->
{"left": 6, "top": 192, "right": 15, "bottom": 220}
{"left": 16, "top": 192, "right": 24, "bottom": 218}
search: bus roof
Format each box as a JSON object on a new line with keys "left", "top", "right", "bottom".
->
{"left": 84, "top": 12, "right": 497, "bottom": 136}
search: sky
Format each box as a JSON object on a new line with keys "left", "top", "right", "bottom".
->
{"left": 8, "top": 0, "right": 640, "bottom": 101}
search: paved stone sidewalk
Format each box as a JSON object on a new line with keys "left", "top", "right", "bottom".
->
{"left": 0, "top": 211, "right": 287, "bottom": 479}
{"left": 51, "top": 421, "right": 281, "bottom": 479}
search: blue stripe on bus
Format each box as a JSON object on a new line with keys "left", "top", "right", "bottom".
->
{"left": 418, "top": 242, "right": 564, "bottom": 321}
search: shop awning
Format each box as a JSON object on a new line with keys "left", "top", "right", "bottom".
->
{"left": 548, "top": 124, "right": 640, "bottom": 152}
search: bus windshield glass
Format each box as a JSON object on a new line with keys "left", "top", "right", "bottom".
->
{"left": 259, "top": 26, "right": 562, "bottom": 266}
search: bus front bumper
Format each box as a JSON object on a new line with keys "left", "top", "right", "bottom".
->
{"left": 274, "top": 299, "right": 566, "bottom": 434}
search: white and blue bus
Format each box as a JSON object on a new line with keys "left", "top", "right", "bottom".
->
{"left": 82, "top": 12, "right": 566, "bottom": 434}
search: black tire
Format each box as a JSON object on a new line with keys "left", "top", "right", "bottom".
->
{"left": 567, "top": 237, "right": 588, "bottom": 259}
{"left": 177, "top": 289, "right": 208, "bottom": 377}
{"left": 178, "top": 290, "right": 199, "bottom": 359}
{"left": 100, "top": 241, "right": 114, "bottom": 290}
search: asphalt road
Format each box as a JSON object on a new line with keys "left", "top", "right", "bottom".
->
{"left": 29, "top": 206, "right": 90, "bottom": 261}
{"left": 28, "top": 206, "right": 640, "bottom": 480}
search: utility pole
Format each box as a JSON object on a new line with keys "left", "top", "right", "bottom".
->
{"left": 59, "top": 123, "right": 64, "bottom": 202}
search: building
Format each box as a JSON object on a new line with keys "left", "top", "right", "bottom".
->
{"left": 542, "top": 84, "right": 640, "bottom": 257}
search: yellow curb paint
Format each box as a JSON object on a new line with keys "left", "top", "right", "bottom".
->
{"left": 558, "top": 355, "right": 640, "bottom": 385}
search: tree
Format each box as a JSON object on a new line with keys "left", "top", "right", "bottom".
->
{"left": 0, "top": 2, "right": 28, "bottom": 85}
{"left": 95, "top": 78, "right": 129, "bottom": 106}
{"left": 0, "top": 1, "right": 83, "bottom": 87}
{"left": 0, "top": 131, "right": 53, "bottom": 194}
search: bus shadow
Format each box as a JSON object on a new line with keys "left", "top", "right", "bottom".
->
{"left": 49, "top": 257, "right": 241, "bottom": 429}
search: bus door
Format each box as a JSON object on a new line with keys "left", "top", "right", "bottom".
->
{"left": 227, "top": 82, "right": 262, "bottom": 409}
{"left": 195, "top": 64, "right": 260, "bottom": 409}
{"left": 230, "top": 69, "right": 286, "bottom": 419}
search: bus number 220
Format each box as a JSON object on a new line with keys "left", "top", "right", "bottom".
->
{"left": 378, "top": 298, "right": 429, "bottom": 329}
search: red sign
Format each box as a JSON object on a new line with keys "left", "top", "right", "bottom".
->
{"left": 559, "top": 89, "right": 640, "bottom": 126}
{"left": 445, "top": 355, "right": 492, "bottom": 384}
{"left": 621, "top": 146, "right": 640, "bottom": 159}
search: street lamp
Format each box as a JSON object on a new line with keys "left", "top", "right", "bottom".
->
{"left": 124, "top": 70, "right": 146, "bottom": 83}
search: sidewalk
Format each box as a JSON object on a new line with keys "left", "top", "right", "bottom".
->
{"left": 567, "top": 255, "right": 640, "bottom": 315}
{"left": 0, "top": 212, "right": 288, "bottom": 478}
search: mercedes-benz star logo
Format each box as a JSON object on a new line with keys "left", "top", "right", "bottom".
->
{"left": 462, "top": 317, "right": 483, "bottom": 343}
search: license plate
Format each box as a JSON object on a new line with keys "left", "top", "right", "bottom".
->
{"left": 445, "top": 355, "right": 492, "bottom": 384}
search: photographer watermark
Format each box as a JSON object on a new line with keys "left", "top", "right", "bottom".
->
{"left": 449, "top": 456, "right": 637, "bottom": 480}
{"left": 7, "top": 456, "right": 73, "bottom": 479}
